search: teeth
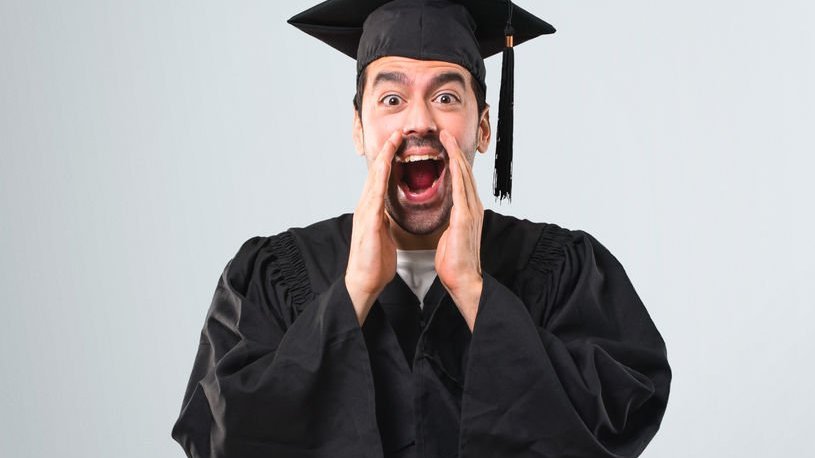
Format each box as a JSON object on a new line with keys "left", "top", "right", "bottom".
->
{"left": 395, "top": 154, "right": 442, "bottom": 163}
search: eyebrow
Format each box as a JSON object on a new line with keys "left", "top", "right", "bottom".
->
{"left": 428, "top": 72, "right": 466, "bottom": 91}
{"left": 372, "top": 71, "right": 409, "bottom": 88}
{"left": 371, "top": 70, "right": 467, "bottom": 91}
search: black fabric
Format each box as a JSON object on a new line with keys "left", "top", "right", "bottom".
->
{"left": 287, "top": 0, "right": 555, "bottom": 89}
{"left": 377, "top": 274, "right": 423, "bottom": 368}
{"left": 172, "top": 210, "right": 671, "bottom": 457}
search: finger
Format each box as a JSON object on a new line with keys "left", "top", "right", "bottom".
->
{"left": 460, "top": 154, "right": 482, "bottom": 216}
{"left": 447, "top": 133, "right": 478, "bottom": 205}
{"left": 440, "top": 131, "right": 471, "bottom": 213}
{"left": 456, "top": 152, "right": 478, "bottom": 211}
{"left": 360, "top": 130, "right": 401, "bottom": 197}
{"left": 440, "top": 129, "right": 460, "bottom": 163}
{"left": 439, "top": 133, "right": 483, "bottom": 276}
{"left": 451, "top": 150, "right": 483, "bottom": 265}
{"left": 358, "top": 130, "right": 401, "bottom": 220}
{"left": 459, "top": 153, "right": 483, "bottom": 250}
{"left": 369, "top": 130, "right": 403, "bottom": 201}
{"left": 443, "top": 131, "right": 483, "bottom": 216}
{"left": 452, "top": 148, "right": 469, "bottom": 217}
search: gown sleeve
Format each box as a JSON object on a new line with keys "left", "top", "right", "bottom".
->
{"left": 459, "top": 228, "right": 671, "bottom": 458}
{"left": 171, "top": 234, "right": 382, "bottom": 458}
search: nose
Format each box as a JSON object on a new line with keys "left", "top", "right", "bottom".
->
{"left": 401, "top": 100, "right": 437, "bottom": 137}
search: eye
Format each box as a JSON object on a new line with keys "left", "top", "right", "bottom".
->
{"left": 434, "top": 92, "right": 460, "bottom": 105}
{"left": 380, "top": 94, "right": 404, "bottom": 106}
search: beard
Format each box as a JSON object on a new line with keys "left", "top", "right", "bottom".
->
{"left": 381, "top": 132, "right": 474, "bottom": 236}
{"left": 385, "top": 182, "right": 454, "bottom": 236}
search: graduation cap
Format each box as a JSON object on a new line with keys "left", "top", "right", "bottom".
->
{"left": 288, "top": 0, "right": 555, "bottom": 201}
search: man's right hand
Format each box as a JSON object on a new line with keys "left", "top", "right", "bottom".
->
{"left": 345, "top": 131, "right": 403, "bottom": 325}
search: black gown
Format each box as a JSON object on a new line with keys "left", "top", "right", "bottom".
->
{"left": 171, "top": 210, "right": 671, "bottom": 458}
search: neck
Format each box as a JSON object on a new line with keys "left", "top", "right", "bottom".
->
{"left": 388, "top": 216, "right": 446, "bottom": 250}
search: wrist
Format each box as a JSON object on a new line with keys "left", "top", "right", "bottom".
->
{"left": 344, "top": 274, "right": 377, "bottom": 325}
{"left": 450, "top": 276, "right": 482, "bottom": 331}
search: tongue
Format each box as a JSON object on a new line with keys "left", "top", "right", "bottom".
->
{"left": 403, "top": 161, "right": 437, "bottom": 192}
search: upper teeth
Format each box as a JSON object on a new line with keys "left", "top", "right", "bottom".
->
{"left": 396, "top": 154, "right": 441, "bottom": 163}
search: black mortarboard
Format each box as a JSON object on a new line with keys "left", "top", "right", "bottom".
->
{"left": 288, "top": 0, "right": 555, "bottom": 201}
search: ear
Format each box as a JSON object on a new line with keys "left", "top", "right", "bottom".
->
{"left": 352, "top": 108, "right": 364, "bottom": 156}
{"left": 476, "top": 104, "right": 491, "bottom": 154}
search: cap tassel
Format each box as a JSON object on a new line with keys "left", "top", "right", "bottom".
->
{"left": 494, "top": 5, "right": 515, "bottom": 202}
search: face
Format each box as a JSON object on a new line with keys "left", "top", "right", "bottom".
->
{"left": 353, "top": 56, "right": 491, "bottom": 236}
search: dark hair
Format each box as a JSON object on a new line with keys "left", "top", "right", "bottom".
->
{"left": 353, "top": 67, "right": 488, "bottom": 118}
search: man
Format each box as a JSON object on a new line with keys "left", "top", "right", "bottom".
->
{"left": 171, "top": 1, "right": 671, "bottom": 457}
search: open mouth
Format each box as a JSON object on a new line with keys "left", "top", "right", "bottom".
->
{"left": 394, "top": 154, "right": 446, "bottom": 203}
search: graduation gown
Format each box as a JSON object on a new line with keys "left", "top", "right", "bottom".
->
{"left": 171, "top": 210, "right": 671, "bottom": 458}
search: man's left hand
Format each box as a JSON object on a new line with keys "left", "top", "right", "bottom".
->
{"left": 435, "top": 130, "right": 484, "bottom": 332}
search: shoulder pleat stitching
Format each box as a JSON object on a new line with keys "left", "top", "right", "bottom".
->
{"left": 526, "top": 223, "right": 571, "bottom": 278}
{"left": 267, "top": 231, "right": 315, "bottom": 314}
{"left": 524, "top": 223, "right": 573, "bottom": 327}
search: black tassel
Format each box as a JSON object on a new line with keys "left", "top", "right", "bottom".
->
{"left": 494, "top": 6, "right": 515, "bottom": 202}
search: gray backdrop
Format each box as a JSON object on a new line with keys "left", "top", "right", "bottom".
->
{"left": 1, "top": 0, "right": 813, "bottom": 457}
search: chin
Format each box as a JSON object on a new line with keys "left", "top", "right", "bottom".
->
{"left": 386, "top": 197, "right": 452, "bottom": 236}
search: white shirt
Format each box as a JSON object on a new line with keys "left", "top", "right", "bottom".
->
{"left": 395, "top": 249, "right": 437, "bottom": 309}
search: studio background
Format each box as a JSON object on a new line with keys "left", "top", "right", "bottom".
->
{"left": 1, "top": 0, "right": 812, "bottom": 457}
